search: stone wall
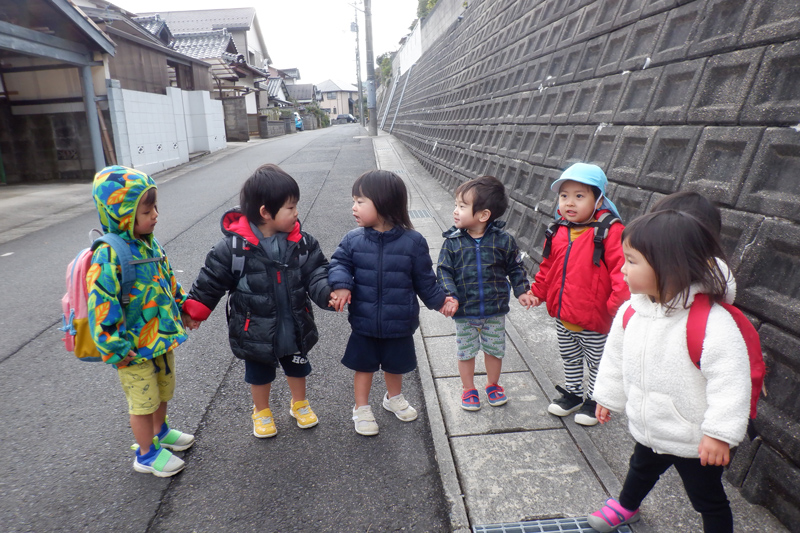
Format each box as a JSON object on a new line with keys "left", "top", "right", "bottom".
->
{"left": 382, "top": 0, "right": 800, "bottom": 527}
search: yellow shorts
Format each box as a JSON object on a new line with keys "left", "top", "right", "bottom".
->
{"left": 118, "top": 351, "right": 176, "bottom": 415}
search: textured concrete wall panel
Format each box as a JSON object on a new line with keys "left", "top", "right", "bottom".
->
{"left": 741, "top": 443, "right": 800, "bottom": 529}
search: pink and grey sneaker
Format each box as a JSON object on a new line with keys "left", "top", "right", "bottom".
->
{"left": 587, "top": 499, "right": 640, "bottom": 532}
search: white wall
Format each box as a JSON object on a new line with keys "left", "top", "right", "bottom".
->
{"left": 107, "top": 80, "right": 226, "bottom": 176}
{"left": 394, "top": 21, "right": 422, "bottom": 77}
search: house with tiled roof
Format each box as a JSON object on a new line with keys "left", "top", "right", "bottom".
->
{"left": 317, "top": 80, "right": 359, "bottom": 121}
{"left": 286, "top": 84, "right": 319, "bottom": 106}
{"left": 136, "top": 7, "right": 272, "bottom": 136}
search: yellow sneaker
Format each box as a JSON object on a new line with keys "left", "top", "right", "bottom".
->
{"left": 252, "top": 407, "right": 277, "bottom": 438}
{"left": 289, "top": 399, "right": 319, "bottom": 428}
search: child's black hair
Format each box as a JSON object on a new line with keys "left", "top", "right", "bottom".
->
{"left": 139, "top": 187, "right": 157, "bottom": 208}
{"left": 455, "top": 175, "right": 509, "bottom": 223}
{"left": 352, "top": 170, "right": 413, "bottom": 230}
{"left": 622, "top": 210, "right": 728, "bottom": 310}
{"left": 240, "top": 164, "right": 300, "bottom": 223}
{"left": 651, "top": 190, "right": 722, "bottom": 236}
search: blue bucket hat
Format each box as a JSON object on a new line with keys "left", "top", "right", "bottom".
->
{"left": 550, "top": 162, "right": 621, "bottom": 220}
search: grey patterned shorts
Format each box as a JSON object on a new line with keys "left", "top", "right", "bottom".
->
{"left": 454, "top": 316, "right": 506, "bottom": 361}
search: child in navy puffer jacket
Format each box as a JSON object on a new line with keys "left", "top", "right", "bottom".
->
{"left": 329, "top": 170, "right": 458, "bottom": 436}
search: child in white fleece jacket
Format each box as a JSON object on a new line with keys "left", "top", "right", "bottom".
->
{"left": 588, "top": 210, "right": 750, "bottom": 533}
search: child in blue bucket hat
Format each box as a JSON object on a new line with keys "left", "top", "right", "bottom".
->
{"left": 529, "top": 163, "right": 630, "bottom": 426}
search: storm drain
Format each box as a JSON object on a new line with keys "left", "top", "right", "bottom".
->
{"left": 472, "top": 517, "right": 633, "bottom": 533}
{"left": 409, "top": 209, "right": 432, "bottom": 219}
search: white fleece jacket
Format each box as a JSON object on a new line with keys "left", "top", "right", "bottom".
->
{"left": 593, "top": 284, "right": 750, "bottom": 458}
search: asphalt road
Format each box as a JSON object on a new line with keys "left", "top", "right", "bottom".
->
{"left": 0, "top": 125, "right": 451, "bottom": 532}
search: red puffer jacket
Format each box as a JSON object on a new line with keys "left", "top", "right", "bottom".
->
{"left": 531, "top": 211, "right": 629, "bottom": 334}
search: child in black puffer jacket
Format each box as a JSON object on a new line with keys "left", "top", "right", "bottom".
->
{"left": 183, "top": 164, "right": 332, "bottom": 439}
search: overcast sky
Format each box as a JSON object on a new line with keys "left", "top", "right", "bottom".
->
{"left": 116, "top": 0, "right": 418, "bottom": 87}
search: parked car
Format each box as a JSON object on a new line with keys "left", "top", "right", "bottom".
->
{"left": 293, "top": 112, "right": 304, "bottom": 131}
{"left": 337, "top": 113, "right": 356, "bottom": 123}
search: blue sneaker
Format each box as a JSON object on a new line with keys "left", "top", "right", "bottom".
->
{"left": 485, "top": 383, "right": 508, "bottom": 406}
{"left": 461, "top": 389, "right": 481, "bottom": 411}
{"left": 133, "top": 438, "right": 185, "bottom": 477}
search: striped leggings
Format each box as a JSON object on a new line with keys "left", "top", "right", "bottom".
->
{"left": 554, "top": 319, "right": 608, "bottom": 400}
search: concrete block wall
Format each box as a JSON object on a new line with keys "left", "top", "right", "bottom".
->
{"left": 383, "top": 0, "right": 800, "bottom": 527}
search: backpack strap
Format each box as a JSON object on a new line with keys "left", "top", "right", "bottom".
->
{"left": 686, "top": 293, "right": 712, "bottom": 368}
{"left": 622, "top": 304, "right": 636, "bottom": 329}
{"left": 589, "top": 211, "right": 620, "bottom": 267}
{"left": 542, "top": 219, "right": 567, "bottom": 259}
{"left": 92, "top": 233, "right": 162, "bottom": 306}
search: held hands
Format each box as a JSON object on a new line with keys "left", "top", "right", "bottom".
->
{"left": 181, "top": 311, "right": 201, "bottom": 330}
{"left": 699, "top": 435, "right": 731, "bottom": 466}
{"left": 523, "top": 289, "right": 542, "bottom": 308}
{"left": 595, "top": 403, "right": 612, "bottom": 424}
{"left": 518, "top": 291, "right": 538, "bottom": 309}
{"left": 330, "top": 288, "right": 351, "bottom": 312}
{"left": 439, "top": 296, "right": 459, "bottom": 317}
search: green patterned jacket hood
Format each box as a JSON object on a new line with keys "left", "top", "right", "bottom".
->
{"left": 88, "top": 166, "right": 187, "bottom": 366}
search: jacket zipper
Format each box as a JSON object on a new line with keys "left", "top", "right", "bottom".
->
{"left": 475, "top": 239, "right": 485, "bottom": 318}
{"left": 377, "top": 235, "right": 384, "bottom": 337}
{"left": 641, "top": 315, "right": 652, "bottom": 447}
{"left": 244, "top": 311, "right": 251, "bottom": 332}
{"left": 556, "top": 235, "right": 573, "bottom": 319}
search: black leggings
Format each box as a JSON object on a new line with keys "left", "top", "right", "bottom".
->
{"left": 619, "top": 443, "right": 733, "bottom": 533}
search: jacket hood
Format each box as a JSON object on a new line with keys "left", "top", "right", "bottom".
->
{"left": 221, "top": 208, "right": 302, "bottom": 245}
{"left": 550, "top": 162, "right": 621, "bottom": 219}
{"left": 442, "top": 219, "right": 506, "bottom": 238}
{"left": 92, "top": 166, "right": 156, "bottom": 241}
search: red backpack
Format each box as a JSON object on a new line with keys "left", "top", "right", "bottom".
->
{"left": 622, "top": 294, "right": 765, "bottom": 419}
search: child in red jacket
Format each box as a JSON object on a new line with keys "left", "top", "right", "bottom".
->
{"left": 529, "top": 163, "right": 629, "bottom": 426}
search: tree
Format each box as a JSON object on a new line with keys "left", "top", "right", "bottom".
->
{"left": 417, "top": 0, "right": 439, "bottom": 19}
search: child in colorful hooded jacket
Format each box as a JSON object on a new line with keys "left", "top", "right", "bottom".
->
{"left": 529, "top": 163, "right": 630, "bottom": 426}
{"left": 87, "top": 165, "right": 194, "bottom": 478}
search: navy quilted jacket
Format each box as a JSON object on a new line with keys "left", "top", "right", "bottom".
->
{"left": 437, "top": 220, "right": 530, "bottom": 318}
{"left": 328, "top": 226, "right": 447, "bottom": 338}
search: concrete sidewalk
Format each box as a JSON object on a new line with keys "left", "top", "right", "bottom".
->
{"left": 371, "top": 132, "right": 786, "bottom": 533}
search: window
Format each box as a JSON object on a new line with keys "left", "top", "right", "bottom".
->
{"left": 333, "top": 107, "right": 337, "bottom": 114}
{"left": 327, "top": 92, "right": 336, "bottom": 100}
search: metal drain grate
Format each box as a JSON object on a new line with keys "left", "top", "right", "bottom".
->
{"left": 473, "top": 517, "right": 633, "bottom": 533}
{"left": 409, "top": 209, "right": 432, "bottom": 219}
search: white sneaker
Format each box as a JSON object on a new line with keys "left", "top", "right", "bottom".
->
{"left": 352, "top": 405, "right": 379, "bottom": 436}
{"left": 382, "top": 393, "right": 418, "bottom": 422}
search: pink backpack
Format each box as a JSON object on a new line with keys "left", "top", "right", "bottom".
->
{"left": 59, "top": 233, "right": 138, "bottom": 362}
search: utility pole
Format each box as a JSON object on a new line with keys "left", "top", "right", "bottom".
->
{"left": 364, "top": 0, "right": 377, "bottom": 136}
{"left": 351, "top": 9, "right": 365, "bottom": 127}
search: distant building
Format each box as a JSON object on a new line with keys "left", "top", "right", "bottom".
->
{"left": 317, "top": 80, "right": 358, "bottom": 120}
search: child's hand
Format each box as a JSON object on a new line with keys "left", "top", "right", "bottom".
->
{"left": 118, "top": 350, "right": 137, "bottom": 367}
{"left": 440, "top": 296, "right": 459, "bottom": 317}
{"left": 331, "top": 288, "right": 351, "bottom": 312}
{"left": 518, "top": 292, "right": 537, "bottom": 309}
{"left": 698, "top": 435, "right": 730, "bottom": 466}
{"left": 181, "top": 311, "right": 201, "bottom": 330}
{"left": 595, "top": 403, "right": 611, "bottom": 424}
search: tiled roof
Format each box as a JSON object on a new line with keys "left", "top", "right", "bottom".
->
{"left": 171, "top": 29, "right": 237, "bottom": 60}
{"left": 138, "top": 7, "right": 256, "bottom": 33}
{"left": 265, "top": 77, "right": 286, "bottom": 99}
{"left": 286, "top": 84, "right": 315, "bottom": 102}
{"left": 132, "top": 14, "right": 167, "bottom": 36}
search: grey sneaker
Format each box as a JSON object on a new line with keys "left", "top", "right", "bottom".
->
{"left": 382, "top": 393, "right": 418, "bottom": 422}
{"left": 547, "top": 385, "right": 584, "bottom": 416}
{"left": 352, "top": 405, "right": 379, "bottom": 436}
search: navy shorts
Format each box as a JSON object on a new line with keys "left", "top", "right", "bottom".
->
{"left": 341, "top": 332, "right": 417, "bottom": 374}
{"left": 244, "top": 354, "right": 311, "bottom": 386}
